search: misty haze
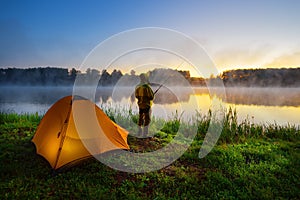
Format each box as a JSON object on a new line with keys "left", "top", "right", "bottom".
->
{"left": 1, "top": 67, "right": 300, "bottom": 126}
{"left": 1, "top": 86, "right": 299, "bottom": 126}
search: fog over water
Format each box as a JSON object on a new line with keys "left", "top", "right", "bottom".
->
{"left": 0, "top": 86, "right": 299, "bottom": 126}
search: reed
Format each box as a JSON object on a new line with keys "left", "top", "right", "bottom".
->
{"left": 98, "top": 106, "right": 300, "bottom": 143}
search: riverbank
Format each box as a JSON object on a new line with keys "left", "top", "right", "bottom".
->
{"left": 0, "top": 112, "right": 299, "bottom": 199}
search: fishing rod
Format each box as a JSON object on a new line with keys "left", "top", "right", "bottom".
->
{"left": 153, "top": 61, "right": 185, "bottom": 95}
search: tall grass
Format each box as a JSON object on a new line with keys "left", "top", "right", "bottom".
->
{"left": 0, "top": 112, "right": 41, "bottom": 141}
{"left": 0, "top": 112, "right": 41, "bottom": 124}
{"left": 219, "top": 107, "right": 300, "bottom": 143}
{"left": 98, "top": 106, "right": 300, "bottom": 143}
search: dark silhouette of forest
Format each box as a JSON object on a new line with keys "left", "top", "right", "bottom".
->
{"left": 220, "top": 68, "right": 300, "bottom": 87}
{"left": 0, "top": 67, "right": 76, "bottom": 86}
{"left": 0, "top": 67, "right": 299, "bottom": 87}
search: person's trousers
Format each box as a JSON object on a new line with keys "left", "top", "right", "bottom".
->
{"left": 138, "top": 107, "right": 151, "bottom": 126}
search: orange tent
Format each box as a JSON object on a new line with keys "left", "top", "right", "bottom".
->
{"left": 32, "top": 96, "right": 129, "bottom": 170}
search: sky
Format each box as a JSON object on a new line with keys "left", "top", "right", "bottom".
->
{"left": 1, "top": 0, "right": 300, "bottom": 75}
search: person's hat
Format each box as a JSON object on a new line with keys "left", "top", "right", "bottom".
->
{"left": 139, "top": 73, "right": 148, "bottom": 82}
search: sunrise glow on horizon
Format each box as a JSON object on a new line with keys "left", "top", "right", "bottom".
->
{"left": 1, "top": 0, "right": 299, "bottom": 73}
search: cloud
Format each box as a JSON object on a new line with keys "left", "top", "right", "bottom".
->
{"left": 264, "top": 51, "right": 300, "bottom": 68}
{"left": 212, "top": 43, "right": 274, "bottom": 70}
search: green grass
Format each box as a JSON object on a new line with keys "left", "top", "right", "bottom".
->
{"left": 0, "top": 110, "right": 299, "bottom": 199}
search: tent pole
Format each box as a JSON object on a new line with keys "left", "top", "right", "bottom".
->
{"left": 53, "top": 99, "right": 73, "bottom": 170}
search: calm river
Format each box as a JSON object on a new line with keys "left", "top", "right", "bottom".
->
{"left": 0, "top": 86, "right": 299, "bottom": 126}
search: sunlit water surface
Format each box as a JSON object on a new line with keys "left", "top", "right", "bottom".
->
{"left": 0, "top": 86, "right": 299, "bottom": 126}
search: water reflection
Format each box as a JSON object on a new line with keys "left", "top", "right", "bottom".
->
{"left": 223, "top": 87, "right": 300, "bottom": 107}
{"left": 0, "top": 86, "right": 299, "bottom": 125}
{"left": 96, "top": 86, "right": 189, "bottom": 105}
{"left": 0, "top": 86, "right": 73, "bottom": 104}
{"left": 194, "top": 87, "right": 300, "bottom": 107}
{"left": 97, "top": 86, "right": 300, "bottom": 107}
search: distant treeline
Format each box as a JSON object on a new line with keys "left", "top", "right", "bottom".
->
{"left": 220, "top": 68, "right": 300, "bottom": 87}
{"left": 0, "top": 67, "right": 124, "bottom": 86}
{"left": 0, "top": 67, "right": 193, "bottom": 86}
{"left": 0, "top": 67, "right": 76, "bottom": 86}
{"left": 0, "top": 67, "right": 300, "bottom": 87}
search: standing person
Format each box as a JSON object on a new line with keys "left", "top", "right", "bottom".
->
{"left": 135, "top": 73, "right": 154, "bottom": 137}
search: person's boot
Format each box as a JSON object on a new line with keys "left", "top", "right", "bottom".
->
{"left": 138, "top": 126, "right": 143, "bottom": 137}
{"left": 143, "top": 126, "right": 149, "bottom": 137}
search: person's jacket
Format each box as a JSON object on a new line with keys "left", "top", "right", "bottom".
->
{"left": 135, "top": 83, "right": 154, "bottom": 109}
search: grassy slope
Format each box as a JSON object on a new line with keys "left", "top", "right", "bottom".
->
{"left": 0, "top": 112, "right": 299, "bottom": 199}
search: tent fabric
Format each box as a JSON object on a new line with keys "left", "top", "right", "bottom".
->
{"left": 32, "top": 96, "right": 129, "bottom": 170}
